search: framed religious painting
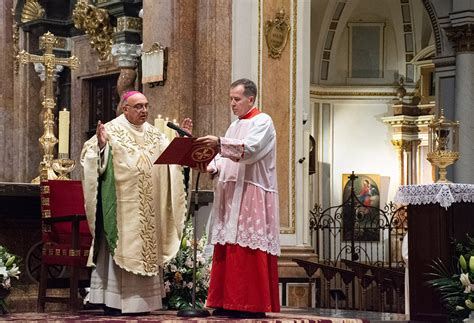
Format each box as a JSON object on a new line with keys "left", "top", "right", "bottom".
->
{"left": 342, "top": 173, "right": 381, "bottom": 242}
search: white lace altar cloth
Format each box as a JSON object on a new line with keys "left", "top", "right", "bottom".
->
{"left": 394, "top": 183, "right": 474, "bottom": 209}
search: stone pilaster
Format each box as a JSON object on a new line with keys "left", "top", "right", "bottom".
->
{"left": 446, "top": 24, "right": 474, "bottom": 183}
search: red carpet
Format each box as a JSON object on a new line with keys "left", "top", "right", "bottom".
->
{"left": 0, "top": 310, "right": 370, "bottom": 322}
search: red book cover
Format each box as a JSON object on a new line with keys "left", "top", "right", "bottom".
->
{"left": 155, "top": 137, "right": 218, "bottom": 168}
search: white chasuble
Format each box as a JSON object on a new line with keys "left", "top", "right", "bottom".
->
{"left": 81, "top": 114, "right": 187, "bottom": 312}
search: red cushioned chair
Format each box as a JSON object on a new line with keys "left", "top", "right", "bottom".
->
{"left": 38, "top": 179, "right": 92, "bottom": 312}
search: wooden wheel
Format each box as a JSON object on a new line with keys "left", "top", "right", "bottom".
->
{"left": 25, "top": 241, "right": 66, "bottom": 283}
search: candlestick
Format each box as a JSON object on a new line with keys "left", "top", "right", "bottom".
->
{"left": 58, "top": 108, "right": 70, "bottom": 157}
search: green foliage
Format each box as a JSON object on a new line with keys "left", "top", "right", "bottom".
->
{"left": 162, "top": 220, "right": 212, "bottom": 310}
{"left": 427, "top": 235, "right": 474, "bottom": 322}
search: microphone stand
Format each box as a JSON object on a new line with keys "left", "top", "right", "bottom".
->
{"left": 177, "top": 171, "right": 210, "bottom": 318}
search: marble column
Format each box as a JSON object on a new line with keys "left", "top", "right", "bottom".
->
{"left": 111, "top": 42, "right": 141, "bottom": 101}
{"left": 447, "top": 24, "right": 474, "bottom": 183}
{"left": 142, "top": 0, "right": 232, "bottom": 189}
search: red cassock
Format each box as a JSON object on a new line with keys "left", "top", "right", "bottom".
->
{"left": 206, "top": 244, "right": 280, "bottom": 313}
{"left": 205, "top": 107, "right": 281, "bottom": 313}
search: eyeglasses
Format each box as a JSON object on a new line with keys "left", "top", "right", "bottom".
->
{"left": 126, "top": 103, "right": 150, "bottom": 111}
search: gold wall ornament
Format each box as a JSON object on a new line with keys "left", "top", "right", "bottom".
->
{"left": 21, "top": 0, "right": 45, "bottom": 23}
{"left": 116, "top": 16, "right": 143, "bottom": 33}
{"left": 17, "top": 31, "right": 80, "bottom": 183}
{"left": 72, "top": 1, "right": 113, "bottom": 61}
{"left": 427, "top": 109, "right": 460, "bottom": 183}
{"left": 265, "top": 9, "right": 291, "bottom": 59}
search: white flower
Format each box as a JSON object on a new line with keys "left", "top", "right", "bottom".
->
{"left": 0, "top": 265, "right": 7, "bottom": 278}
{"left": 185, "top": 258, "right": 194, "bottom": 268}
{"left": 164, "top": 284, "right": 171, "bottom": 293}
{"left": 197, "top": 255, "right": 205, "bottom": 265}
{"left": 1, "top": 277, "right": 11, "bottom": 289}
{"left": 460, "top": 273, "right": 471, "bottom": 288}
{"left": 7, "top": 264, "right": 20, "bottom": 279}
{"left": 170, "top": 264, "right": 178, "bottom": 272}
{"left": 187, "top": 282, "right": 193, "bottom": 289}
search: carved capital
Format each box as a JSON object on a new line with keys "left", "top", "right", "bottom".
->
{"left": 412, "top": 139, "right": 422, "bottom": 148}
{"left": 391, "top": 139, "right": 412, "bottom": 152}
{"left": 111, "top": 43, "right": 141, "bottom": 68}
{"left": 446, "top": 24, "right": 474, "bottom": 52}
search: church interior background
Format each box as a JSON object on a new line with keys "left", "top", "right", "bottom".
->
{"left": 0, "top": 0, "right": 473, "bottom": 320}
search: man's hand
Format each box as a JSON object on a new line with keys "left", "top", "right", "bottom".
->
{"left": 181, "top": 118, "right": 193, "bottom": 136}
{"left": 194, "top": 135, "right": 219, "bottom": 148}
{"left": 96, "top": 121, "right": 107, "bottom": 149}
{"left": 193, "top": 162, "right": 216, "bottom": 175}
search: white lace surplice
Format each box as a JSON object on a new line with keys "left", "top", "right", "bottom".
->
{"left": 208, "top": 113, "right": 280, "bottom": 256}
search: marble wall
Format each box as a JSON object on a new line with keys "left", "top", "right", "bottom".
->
{"left": 1, "top": 0, "right": 44, "bottom": 183}
{"left": 0, "top": 0, "right": 15, "bottom": 182}
{"left": 143, "top": 0, "right": 232, "bottom": 188}
{"left": 261, "top": 0, "right": 293, "bottom": 229}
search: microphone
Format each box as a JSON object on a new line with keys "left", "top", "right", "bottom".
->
{"left": 166, "top": 121, "right": 192, "bottom": 138}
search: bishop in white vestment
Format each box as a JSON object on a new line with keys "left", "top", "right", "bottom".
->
{"left": 81, "top": 91, "right": 188, "bottom": 314}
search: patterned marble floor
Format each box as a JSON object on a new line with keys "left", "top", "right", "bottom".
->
{"left": 0, "top": 308, "right": 416, "bottom": 323}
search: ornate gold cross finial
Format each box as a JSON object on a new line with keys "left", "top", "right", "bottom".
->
{"left": 17, "top": 32, "right": 80, "bottom": 182}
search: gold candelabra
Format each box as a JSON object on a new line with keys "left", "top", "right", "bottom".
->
{"left": 426, "top": 109, "right": 460, "bottom": 183}
{"left": 52, "top": 155, "right": 76, "bottom": 180}
{"left": 17, "top": 32, "right": 79, "bottom": 182}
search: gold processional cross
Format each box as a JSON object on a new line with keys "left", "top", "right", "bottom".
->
{"left": 17, "top": 31, "right": 79, "bottom": 183}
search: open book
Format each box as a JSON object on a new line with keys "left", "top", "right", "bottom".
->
{"left": 155, "top": 137, "right": 218, "bottom": 168}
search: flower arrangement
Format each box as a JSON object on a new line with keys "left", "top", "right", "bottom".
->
{"left": 428, "top": 235, "right": 474, "bottom": 322}
{"left": 162, "top": 220, "right": 212, "bottom": 310}
{"left": 0, "top": 245, "right": 21, "bottom": 313}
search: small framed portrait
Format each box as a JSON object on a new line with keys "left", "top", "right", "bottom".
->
{"left": 342, "top": 173, "right": 381, "bottom": 242}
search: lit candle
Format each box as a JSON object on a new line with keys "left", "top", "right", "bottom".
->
{"left": 58, "top": 108, "right": 70, "bottom": 157}
{"left": 154, "top": 114, "right": 165, "bottom": 133}
{"left": 165, "top": 117, "right": 173, "bottom": 140}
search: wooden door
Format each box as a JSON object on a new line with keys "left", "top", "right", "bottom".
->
{"left": 88, "top": 74, "right": 119, "bottom": 136}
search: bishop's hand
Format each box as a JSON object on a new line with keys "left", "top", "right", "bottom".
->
{"left": 96, "top": 120, "right": 107, "bottom": 149}
{"left": 181, "top": 118, "right": 193, "bottom": 136}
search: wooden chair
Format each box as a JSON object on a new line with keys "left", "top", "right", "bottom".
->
{"left": 38, "top": 179, "right": 92, "bottom": 312}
